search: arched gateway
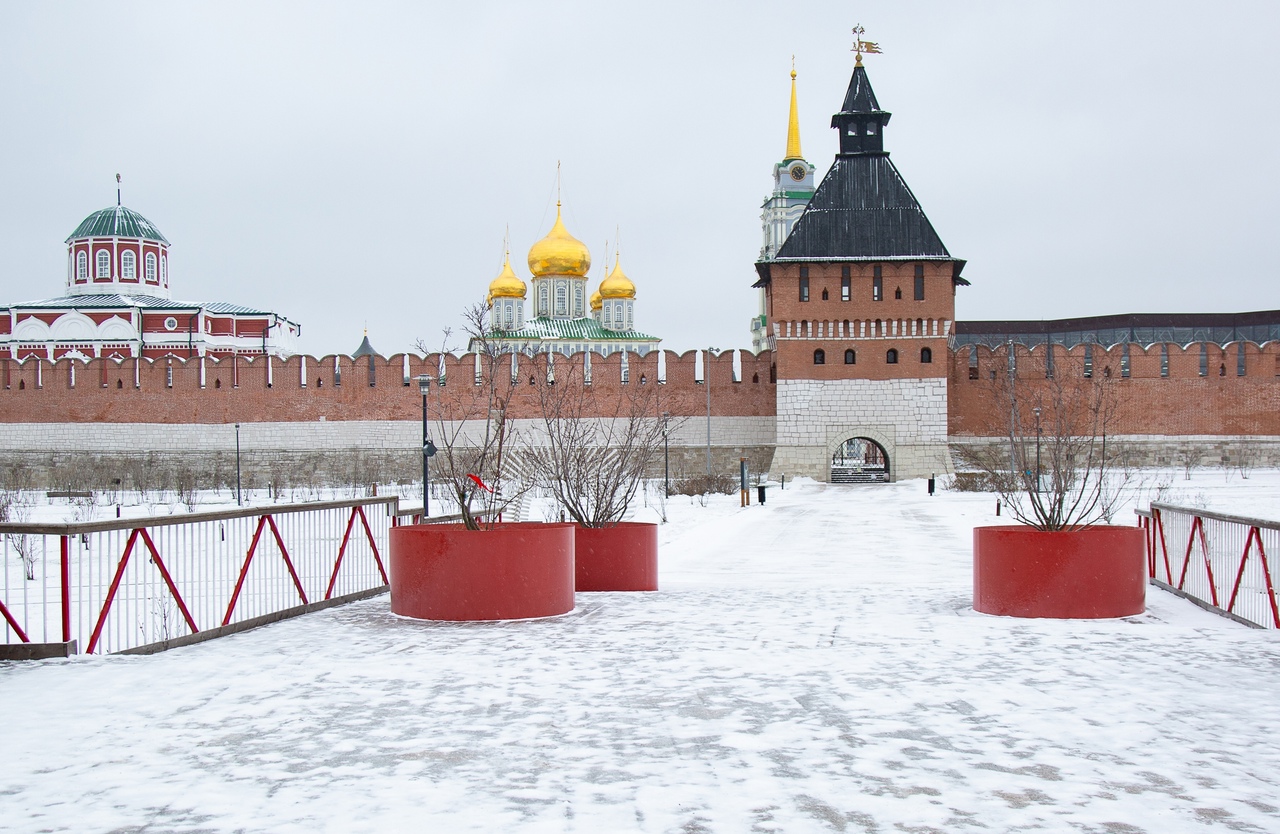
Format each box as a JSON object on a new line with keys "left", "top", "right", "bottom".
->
{"left": 831, "top": 437, "right": 890, "bottom": 483}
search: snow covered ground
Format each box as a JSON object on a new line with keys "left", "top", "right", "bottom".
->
{"left": 3, "top": 474, "right": 1280, "bottom": 833}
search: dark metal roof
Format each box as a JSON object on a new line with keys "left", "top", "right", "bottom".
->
{"left": 66, "top": 206, "right": 169, "bottom": 244}
{"left": 954, "top": 310, "right": 1280, "bottom": 349}
{"left": 772, "top": 155, "right": 952, "bottom": 262}
{"left": 351, "top": 334, "right": 378, "bottom": 358}
{"left": 840, "top": 64, "right": 882, "bottom": 114}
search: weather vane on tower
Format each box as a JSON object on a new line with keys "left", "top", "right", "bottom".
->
{"left": 852, "top": 24, "right": 882, "bottom": 66}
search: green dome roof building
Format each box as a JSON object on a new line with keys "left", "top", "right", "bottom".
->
{"left": 65, "top": 203, "right": 173, "bottom": 299}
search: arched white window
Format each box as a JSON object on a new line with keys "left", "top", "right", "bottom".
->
{"left": 555, "top": 285, "right": 567, "bottom": 316}
{"left": 160, "top": 255, "right": 167, "bottom": 283}
{"left": 603, "top": 305, "right": 612, "bottom": 327}
{"left": 626, "top": 304, "right": 633, "bottom": 329}
{"left": 96, "top": 250, "right": 111, "bottom": 279}
{"left": 121, "top": 251, "right": 136, "bottom": 279}
{"left": 538, "top": 285, "right": 548, "bottom": 316}
{"left": 574, "top": 285, "right": 584, "bottom": 316}
{"left": 76, "top": 251, "right": 87, "bottom": 280}
{"left": 145, "top": 253, "right": 157, "bottom": 282}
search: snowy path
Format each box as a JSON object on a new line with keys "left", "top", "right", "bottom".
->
{"left": 3, "top": 480, "right": 1280, "bottom": 833}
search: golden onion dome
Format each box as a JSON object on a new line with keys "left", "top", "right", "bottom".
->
{"left": 599, "top": 254, "right": 636, "bottom": 299}
{"left": 487, "top": 254, "right": 526, "bottom": 301}
{"left": 589, "top": 289, "right": 602, "bottom": 311}
{"left": 527, "top": 203, "right": 591, "bottom": 278}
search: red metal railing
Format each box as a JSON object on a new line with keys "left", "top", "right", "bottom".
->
{"left": 1, "top": 497, "right": 397, "bottom": 654}
{"left": 1137, "top": 503, "right": 1280, "bottom": 630}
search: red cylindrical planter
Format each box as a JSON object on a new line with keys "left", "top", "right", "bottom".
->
{"left": 389, "top": 522, "right": 575, "bottom": 621}
{"left": 973, "top": 525, "right": 1146, "bottom": 619}
{"left": 575, "top": 522, "right": 659, "bottom": 591}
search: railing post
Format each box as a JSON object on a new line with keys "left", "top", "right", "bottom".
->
{"left": 60, "top": 535, "right": 71, "bottom": 644}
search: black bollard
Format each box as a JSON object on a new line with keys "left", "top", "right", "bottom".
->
{"left": 996, "top": 500, "right": 1001, "bottom": 516}
{"left": 927, "top": 475, "right": 936, "bottom": 496}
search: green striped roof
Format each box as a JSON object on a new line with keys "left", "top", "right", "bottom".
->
{"left": 494, "top": 316, "right": 658, "bottom": 342}
{"left": 66, "top": 205, "right": 169, "bottom": 244}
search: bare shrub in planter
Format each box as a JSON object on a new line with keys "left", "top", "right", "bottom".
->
{"left": 963, "top": 347, "right": 1129, "bottom": 531}
{"left": 418, "top": 303, "right": 530, "bottom": 530}
{"left": 525, "top": 352, "right": 670, "bottom": 527}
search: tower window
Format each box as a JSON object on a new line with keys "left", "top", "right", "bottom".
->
{"left": 886, "top": 348, "right": 899, "bottom": 365}
{"left": 920, "top": 347, "right": 932, "bottom": 363}
{"left": 121, "top": 251, "right": 136, "bottom": 279}
{"left": 821, "top": 288, "right": 829, "bottom": 301}
{"left": 813, "top": 349, "right": 825, "bottom": 365}
{"left": 76, "top": 251, "right": 87, "bottom": 279}
{"left": 841, "top": 277, "right": 850, "bottom": 301}
{"left": 145, "top": 253, "right": 157, "bottom": 282}
{"left": 160, "top": 255, "right": 167, "bottom": 283}
{"left": 799, "top": 277, "right": 809, "bottom": 302}
{"left": 96, "top": 250, "right": 111, "bottom": 279}
{"left": 555, "top": 285, "right": 567, "bottom": 316}
{"left": 539, "top": 285, "right": 548, "bottom": 316}
{"left": 866, "top": 122, "right": 876, "bottom": 135}
{"left": 873, "top": 274, "right": 882, "bottom": 302}
{"left": 914, "top": 275, "right": 925, "bottom": 301}
{"left": 574, "top": 284, "right": 584, "bottom": 316}
{"left": 894, "top": 287, "right": 902, "bottom": 300}
{"left": 844, "top": 349, "right": 856, "bottom": 365}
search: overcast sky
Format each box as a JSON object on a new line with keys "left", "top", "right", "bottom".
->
{"left": 2, "top": 1, "right": 1277, "bottom": 357}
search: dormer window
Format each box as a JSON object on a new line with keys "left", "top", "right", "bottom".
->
{"left": 866, "top": 122, "right": 876, "bottom": 135}
{"left": 847, "top": 124, "right": 858, "bottom": 136}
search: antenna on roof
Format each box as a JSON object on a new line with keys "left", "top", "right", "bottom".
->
{"left": 115, "top": 173, "right": 122, "bottom": 206}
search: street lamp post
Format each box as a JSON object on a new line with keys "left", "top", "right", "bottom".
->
{"left": 1033, "top": 405, "right": 1042, "bottom": 493}
{"left": 661, "top": 411, "right": 671, "bottom": 497}
{"left": 418, "top": 375, "right": 437, "bottom": 519}
{"left": 704, "top": 347, "right": 718, "bottom": 477}
{"left": 234, "top": 422, "right": 242, "bottom": 506}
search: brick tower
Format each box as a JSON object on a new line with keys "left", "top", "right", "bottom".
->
{"left": 753, "top": 51, "right": 968, "bottom": 482}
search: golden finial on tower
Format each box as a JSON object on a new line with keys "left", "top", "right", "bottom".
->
{"left": 556, "top": 160, "right": 561, "bottom": 207}
{"left": 852, "top": 24, "right": 882, "bottom": 67}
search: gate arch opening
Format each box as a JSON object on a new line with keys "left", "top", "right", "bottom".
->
{"left": 831, "top": 437, "right": 890, "bottom": 484}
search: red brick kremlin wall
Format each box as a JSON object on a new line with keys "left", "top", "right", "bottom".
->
{"left": 948, "top": 342, "right": 1280, "bottom": 437}
{"left": 0, "top": 350, "right": 776, "bottom": 424}
{"left": 3, "top": 343, "right": 1279, "bottom": 437}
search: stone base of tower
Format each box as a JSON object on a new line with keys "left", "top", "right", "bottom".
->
{"left": 771, "top": 378, "right": 953, "bottom": 483}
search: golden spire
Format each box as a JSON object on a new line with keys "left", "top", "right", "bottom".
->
{"left": 785, "top": 57, "right": 803, "bottom": 161}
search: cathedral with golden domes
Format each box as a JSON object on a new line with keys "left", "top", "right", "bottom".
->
{"left": 482, "top": 202, "right": 660, "bottom": 357}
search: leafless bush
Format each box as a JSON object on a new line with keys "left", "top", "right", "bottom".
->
{"left": 416, "top": 303, "right": 531, "bottom": 529}
{"left": 525, "top": 353, "right": 670, "bottom": 527}
{"left": 1232, "top": 437, "right": 1261, "bottom": 480}
{"left": 3, "top": 498, "right": 37, "bottom": 580}
{"left": 671, "top": 474, "right": 738, "bottom": 496}
{"left": 946, "top": 470, "right": 1000, "bottom": 492}
{"left": 964, "top": 348, "right": 1130, "bottom": 531}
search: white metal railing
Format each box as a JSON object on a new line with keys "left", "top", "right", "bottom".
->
{"left": 1136, "top": 503, "right": 1280, "bottom": 629}
{"left": 1, "top": 497, "right": 398, "bottom": 654}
